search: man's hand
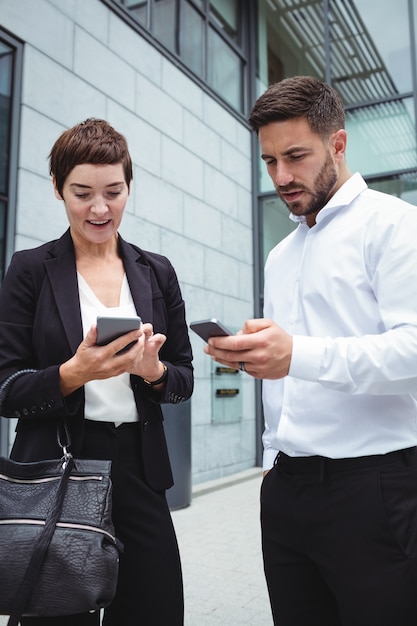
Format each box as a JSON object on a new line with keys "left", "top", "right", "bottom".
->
{"left": 204, "top": 318, "right": 293, "bottom": 380}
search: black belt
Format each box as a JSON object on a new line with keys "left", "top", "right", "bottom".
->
{"left": 84, "top": 419, "right": 140, "bottom": 430}
{"left": 274, "top": 446, "right": 417, "bottom": 474}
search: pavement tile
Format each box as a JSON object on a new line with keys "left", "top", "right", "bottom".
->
{"left": 172, "top": 471, "right": 273, "bottom": 625}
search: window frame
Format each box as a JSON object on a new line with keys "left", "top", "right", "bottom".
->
{"left": 0, "top": 29, "right": 23, "bottom": 458}
{"left": 0, "top": 29, "right": 23, "bottom": 277}
{"left": 101, "top": 0, "right": 252, "bottom": 118}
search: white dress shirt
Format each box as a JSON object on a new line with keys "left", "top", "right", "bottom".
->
{"left": 262, "top": 173, "right": 417, "bottom": 468}
{"left": 78, "top": 273, "right": 139, "bottom": 425}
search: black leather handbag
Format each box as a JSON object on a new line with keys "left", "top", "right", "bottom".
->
{"left": 0, "top": 370, "right": 121, "bottom": 625}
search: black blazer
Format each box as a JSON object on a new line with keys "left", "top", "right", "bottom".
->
{"left": 0, "top": 229, "right": 193, "bottom": 491}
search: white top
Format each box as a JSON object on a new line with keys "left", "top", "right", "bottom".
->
{"left": 78, "top": 273, "right": 139, "bottom": 425}
{"left": 262, "top": 172, "right": 417, "bottom": 468}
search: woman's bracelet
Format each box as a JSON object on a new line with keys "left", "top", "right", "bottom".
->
{"left": 141, "top": 363, "right": 168, "bottom": 387}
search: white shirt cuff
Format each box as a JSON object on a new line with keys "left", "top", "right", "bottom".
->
{"left": 263, "top": 448, "right": 279, "bottom": 471}
{"left": 289, "top": 335, "right": 326, "bottom": 382}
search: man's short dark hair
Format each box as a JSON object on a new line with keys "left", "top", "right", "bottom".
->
{"left": 248, "top": 75, "right": 345, "bottom": 138}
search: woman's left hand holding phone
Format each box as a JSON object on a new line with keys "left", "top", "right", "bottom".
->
{"left": 59, "top": 324, "right": 146, "bottom": 396}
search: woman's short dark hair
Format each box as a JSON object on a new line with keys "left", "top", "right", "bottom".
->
{"left": 248, "top": 75, "right": 345, "bottom": 138}
{"left": 49, "top": 118, "right": 133, "bottom": 196}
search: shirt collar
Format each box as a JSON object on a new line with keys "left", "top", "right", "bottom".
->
{"left": 289, "top": 172, "right": 367, "bottom": 225}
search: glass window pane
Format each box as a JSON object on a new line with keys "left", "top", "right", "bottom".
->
{"left": 257, "top": 141, "right": 275, "bottom": 194}
{"left": 368, "top": 174, "right": 417, "bottom": 205}
{"left": 208, "top": 27, "right": 242, "bottom": 110}
{"left": 123, "top": 0, "right": 148, "bottom": 25}
{"left": 180, "top": 0, "right": 204, "bottom": 76}
{"left": 153, "top": 0, "right": 177, "bottom": 53}
{"left": 259, "top": 194, "right": 297, "bottom": 298}
{"left": 345, "top": 98, "right": 417, "bottom": 177}
{"left": 261, "top": 195, "right": 297, "bottom": 266}
{"left": 256, "top": 0, "right": 326, "bottom": 97}
{"left": 330, "top": 0, "right": 412, "bottom": 104}
{"left": 0, "top": 42, "right": 13, "bottom": 197}
{"left": 210, "top": 0, "right": 239, "bottom": 43}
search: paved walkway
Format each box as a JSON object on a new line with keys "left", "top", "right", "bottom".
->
{"left": 0, "top": 469, "right": 273, "bottom": 626}
{"left": 172, "top": 469, "right": 273, "bottom": 625}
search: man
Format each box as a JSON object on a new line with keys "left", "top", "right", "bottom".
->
{"left": 205, "top": 76, "right": 417, "bottom": 625}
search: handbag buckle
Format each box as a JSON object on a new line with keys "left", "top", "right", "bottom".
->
{"left": 61, "top": 448, "right": 73, "bottom": 470}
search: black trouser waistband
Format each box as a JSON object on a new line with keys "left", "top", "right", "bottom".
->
{"left": 84, "top": 419, "right": 140, "bottom": 430}
{"left": 274, "top": 446, "right": 417, "bottom": 474}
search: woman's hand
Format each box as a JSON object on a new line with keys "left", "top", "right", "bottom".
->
{"left": 59, "top": 324, "right": 145, "bottom": 395}
{"left": 59, "top": 323, "right": 167, "bottom": 396}
{"left": 128, "top": 322, "right": 167, "bottom": 382}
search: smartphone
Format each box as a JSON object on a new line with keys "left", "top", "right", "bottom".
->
{"left": 189, "top": 318, "right": 232, "bottom": 342}
{"left": 96, "top": 315, "right": 142, "bottom": 346}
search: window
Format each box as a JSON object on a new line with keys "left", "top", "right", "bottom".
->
{"left": 0, "top": 32, "right": 22, "bottom": 281}
{"left": 0, "top": 31, "right": 22, "bottom": 457}
{"left": 210, "top": 0, "right": 239, "bottom": 43}
{"left": 123, "top": 0, "right": 148, "bottom": 25}
{"left": 208, "top": 25, "right": 243, "bottom": 110}
{"left": 180, "top": 1, "right": 204, "bottom": 77}
{"left": 367, "top": 173, "right": 417, "bottom": 204}
{"left": 260, "top": 194, "right": 296, "bottom": 263}
{"left": 330, "top": 0, "right": 412, "bottom": 103}
{"left": 153, "top": 0, "right": 177, "bottom": 52}
{"left": 256, "top": 0, "right": 326, "bottom": 98}
{"left": 116, "top": 0, "right": 248, "bottom": 112}
{"left": 346, "top": 98, "right": 416, "bottom": 177}
{"left": 0, "top": 40, "right": 14, "bottom": 280}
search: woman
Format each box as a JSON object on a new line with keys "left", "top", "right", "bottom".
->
{"left": 0, "top": 119, "right": 193, "bottom": 625}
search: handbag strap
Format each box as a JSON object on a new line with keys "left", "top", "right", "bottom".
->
{"left": 0, "top": 369, "right": 73, "bottom": 626}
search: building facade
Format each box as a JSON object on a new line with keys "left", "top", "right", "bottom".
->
{"left": 1, "top": 0, "right": 417, "bottom": 485}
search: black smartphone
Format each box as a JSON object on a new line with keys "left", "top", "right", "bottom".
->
{"left": 96, "top": 315, "right": 142, "bottom": 346}
{"left": 189, "top": 318, "right": 232, "bottom": 342}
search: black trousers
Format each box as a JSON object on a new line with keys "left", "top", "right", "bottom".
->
{"left": 261, "top": 447, "right": 417, "bottom": 626}
{"left": 22, "top": 421, "right": 183, "bottom": 626}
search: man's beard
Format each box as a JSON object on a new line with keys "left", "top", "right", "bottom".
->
{"left": 278, "top": 152, "right": 338, "bottom": 217}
